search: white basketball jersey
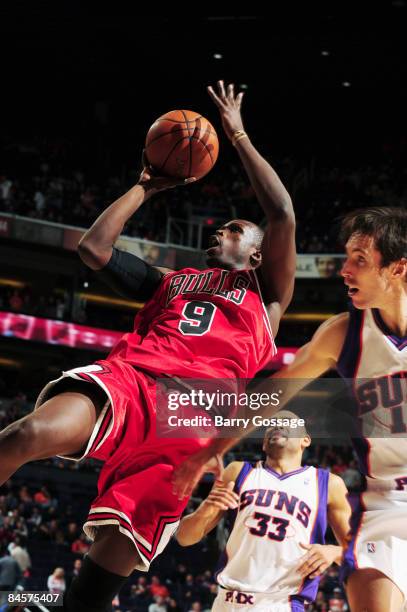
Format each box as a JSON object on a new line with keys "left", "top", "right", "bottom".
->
{"left": 216, "top": 461, "right": 329, "bottom": 604}
{"left": 337, "top": 307, "right": 407, "bottom": 500}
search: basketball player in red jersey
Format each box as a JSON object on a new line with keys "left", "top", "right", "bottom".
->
{"left": 0, "top": 81, "right": 296, "bottom": 612}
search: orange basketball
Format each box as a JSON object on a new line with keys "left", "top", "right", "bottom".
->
{"left": 145, "top": 110, "right": 219, "bottom": 180}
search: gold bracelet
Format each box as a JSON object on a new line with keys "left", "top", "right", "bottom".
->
{"left": 232, "top": 130, "right": 248, "bottom": 146}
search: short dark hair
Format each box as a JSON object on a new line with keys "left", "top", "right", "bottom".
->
{"left": 340, "top": 207, "right": 407, "bottom": 267}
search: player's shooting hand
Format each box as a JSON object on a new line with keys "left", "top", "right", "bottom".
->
{"left": 200, "top": 480, "right": 239, "bottom": 516}
{"left": 207, "top": 80, "right": 245, "bottom": 142}
{"left": 172, "top": 449, "right": 224, "bottom": 500}
{"left": 297, "top": 543, "right": 342, "bottom": 579}
{"left": 138, "top": 150, "right": 196, "bottom": 194}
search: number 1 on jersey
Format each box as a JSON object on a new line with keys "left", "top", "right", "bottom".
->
{"left": 179, "top": 301, "right": 217, "bottom": 336}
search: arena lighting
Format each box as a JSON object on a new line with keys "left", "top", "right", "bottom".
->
{"left": 321, "top": 50, "right": 330, "bottom": 56}
{"left": 283, "top": 313, "right": 333, "bottom": 322}
{"left": 78, "top": 292, "right": 144, "bottom": 309}
{"left": 0, "top": 278, "right": 25, "bottom": 288}
{"left": 0, "top": 356, "right": 21, "bottom": 367}
{"left": 342, "top": 81, "right": 351, "bottom": 87}
{"left": 240, "top": 83, "right": 248, "bottom": 89}
{"left": 213, "top": 53, "right": 223, "bottom": 59}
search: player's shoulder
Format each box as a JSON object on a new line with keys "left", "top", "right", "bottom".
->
{"left": 327, "top": 471, "right": 348, "bottom": 501}
{"left": 315, "top": 312, "right": 349, "bottom": 337}
{"left": 167, "top": 267, "right": 201, "bottom": 275}
{"left": 311, "top": 312, "right": 350, "bottom": 359}
{"left": 223, "top": 461, "right": 246, "bottom": 483}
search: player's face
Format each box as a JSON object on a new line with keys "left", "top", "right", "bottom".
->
{"left": 341, "top": 234, "right": 396, "bottom": 309}
{"left": 263, "top": 424, "right": 309, "bottom": 456}
{"left": 205, "top": 220, "right": 261, "bottom": 270}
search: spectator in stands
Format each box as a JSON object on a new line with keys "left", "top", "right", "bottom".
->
{"left": 167, "top": 597, "right": 183, "bottom": 612}
{"left": 182, "top": 574, "right": 207, "bottom": 610}
{"left": 171, "top": 562, "right": 187, "bottom": 585}
{"left": 332, "top": 455, "right": 347, "bottom": 475}
{"left": 65, "top": 521, "right": 80, "bottom": 545}
{"left": 8, "top": 291, "right": 23, "bottom": 313}
{"left": 341, "top": 459, "right": 363, "bottom": 492}
{"left": 67, "top": 558, "right": 82, "bottom": 588}
{"left": 328, "top": 588, "right": 348, "bottom": 611}
{"left": 0, "top": 176, "right": 12, "bottom": 203}
{"left": 17, "top": 486, "right": 30, "bottom": 503}
{"left": 47, "top": 567, "right": 66, "bottom": 595}
{"left": 0, "top": 517, "right": 14, "bottom": 547}
{"left": 188, "top": 603, "right": 205, "bottom": 612}
{"left": 33, "top": 485, "right": 53, "bottom": 508}
{"left": 128, "top": 575, "right": 151, "bottom": 608}
{"left": 148, "top": 594, "right": 167, "bottom": 612}
{"left": 71, "top": 532, "right": 91, "bottom": 555}
{"left": 149, "top": 575, "right": 170, "bottom": 599}
{"left": 26, "top": 506, "right": 42, "bottom": 529}
{"left": 0, "top": 547, "right": 22, "bottom": 600}
{"left": 8, "top": 536, "right": 31, "bottom": 575}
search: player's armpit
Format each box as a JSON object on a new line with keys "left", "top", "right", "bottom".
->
{"left": 327, "top": 473, "right": 352, "bottom": 549}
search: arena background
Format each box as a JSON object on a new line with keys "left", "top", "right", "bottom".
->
{"left": 0, "top": 4, "right": 406, "bottom": 611}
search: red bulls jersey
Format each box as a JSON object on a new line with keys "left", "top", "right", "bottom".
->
{"left": 108, "top": 267, "right": 276, "bottom": 379}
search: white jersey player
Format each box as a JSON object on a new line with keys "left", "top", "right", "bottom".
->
{"left": 176, "top": 411, "right": 350, "bottom": 611}
{"left": 173, "top": 206, "right": 407, "bottom": 612}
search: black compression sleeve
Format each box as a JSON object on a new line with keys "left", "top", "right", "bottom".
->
{"left": 95, "top": 247, "right": 163, "bottom": 300}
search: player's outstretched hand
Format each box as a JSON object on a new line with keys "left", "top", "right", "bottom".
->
{"left": 172, "top": 449, "right": 224, "bottom": 500}
{"left": 207, "top": 80, "right": 245, "bottom": 142}
{"left": 138, "top": 150, "right": 196, "bottom": 193}
{"left": 201, "top": 480, "right": 239, "bottom": 514}
{"left": 297, "top": 543, "right": 342, "bottom": 579}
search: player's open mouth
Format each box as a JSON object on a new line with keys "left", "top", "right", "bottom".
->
{"left": 347, "top": 287, "right": 359, "bottom": 297}
{"left": 206, "top": 235, "right": 221, "bottom": 252}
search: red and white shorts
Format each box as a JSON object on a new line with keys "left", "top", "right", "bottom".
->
{"left": 35, "top": 358, "right": 210, "bottom": 571}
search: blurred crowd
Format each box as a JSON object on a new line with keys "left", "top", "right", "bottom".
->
{"left": 1, "top": 138, "right": 407, "bottom": 254}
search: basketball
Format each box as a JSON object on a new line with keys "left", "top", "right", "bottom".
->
{"left": 145, "top": 110, "right": 219, "bottom": 180}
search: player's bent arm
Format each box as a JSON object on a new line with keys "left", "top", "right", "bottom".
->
{"left": 78, "top": 184, "right": 153, "bottom": 270}
{"left": 274, "top": 312, "right": 350, "bottom": 380}
{"left": 327, "top": 473, "right": 352, "bottom": 553}
{"left": 208, "top": 313, "right": 350, "bottom": 455}
{"left": 176, "top": 462, "right": 242, "bottom": 547}
{"left": 234, "top": 138, "right": 296, "bottom": 333}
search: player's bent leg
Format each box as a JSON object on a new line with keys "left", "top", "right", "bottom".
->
{"left": 346, "top": 568, "right": 404, "bottom": 612}
{"left": 0, "top": 380, "right": 105, "bottom": 484}
{"left": 64, "top": 525, "right": 139, "bottom": 612}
